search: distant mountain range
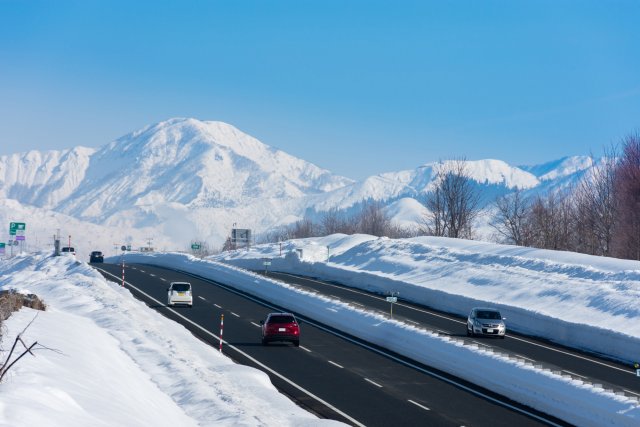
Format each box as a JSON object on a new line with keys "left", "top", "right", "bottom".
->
{"left": 0, "top": 118, "right": 597, "bottom": 255}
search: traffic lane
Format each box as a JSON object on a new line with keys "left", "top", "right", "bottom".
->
{"left": 98, "top": 263, "right": 474, "bottom": 426}
{"left": 266, "top": 271, "right": 639, "bottom": 394}
{"left": 97, "top": 263, "right": 452, "bottom": 426}
{"left": 96, "top": 263, "right": 557, "bottom": 427}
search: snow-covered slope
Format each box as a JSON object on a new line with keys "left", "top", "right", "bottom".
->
{"left": 0, "top": 117, "right": 600, "bottom": 250}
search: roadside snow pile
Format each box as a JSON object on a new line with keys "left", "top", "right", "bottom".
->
{"left": 213, "top": 234, "right": 640, "bottom": 364}
{"left": 122, "top": 251, "right": 640, "bottom": 427}
{"left": 0, "top": 253, "right": 342, "bottom": 427}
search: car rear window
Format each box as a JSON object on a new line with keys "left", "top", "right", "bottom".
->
{"left": 477, "top": 310, "right": 501, "bottom": 319}
{"left": 268, "top": 315, "right": 296, "bottom": 324}
{"left": 171, "top": 283, "right": 191, "bottom": 292}
{"left": 61, "top": 247, "right": 75, "bottom": 252}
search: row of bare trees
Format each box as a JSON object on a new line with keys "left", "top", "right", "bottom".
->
{"left": 258, "top": 134, "right": 640, "bottom": 261}
{"left": 259, "top": 200, "right": 415, "bottom": 243}
{"left": 491, "top": 135, "right": 640, "bottom": 260}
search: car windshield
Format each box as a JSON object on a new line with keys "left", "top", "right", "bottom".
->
{"left": 268, "top": 315, "right": 295, "bottom": 324}
{"left": 477, "top": 310, "right": 501, "bottom": 320}
{"left": 171, "top": 283, "right": 190, "bottom": 292}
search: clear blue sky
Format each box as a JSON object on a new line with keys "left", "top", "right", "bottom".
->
{"left": 1, "top": 1, "right": 639, "bottom": 180}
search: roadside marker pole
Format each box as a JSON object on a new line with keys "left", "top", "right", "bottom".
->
{"left": 219, "top": 314, "right": 224, "bottom": 352}
{"left": 121, "top": 257, "right": 125, "bottom": 287}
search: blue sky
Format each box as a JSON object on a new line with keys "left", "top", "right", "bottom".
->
{"left": 1, "top": 1, "right": 639, "bottom": 180}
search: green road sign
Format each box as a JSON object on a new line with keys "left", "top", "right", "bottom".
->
{"left": 9, "top": 222, "right": 26, "bottom": 236}
{"left": 191, "top": 244, "right": 201, "bottom": 250}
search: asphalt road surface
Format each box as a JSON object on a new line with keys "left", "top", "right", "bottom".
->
{"left": 94, "top": 262, "right": 571, "bottom": 427}
{"left": 262, "top": 271, "right": 640, "bottom": 399}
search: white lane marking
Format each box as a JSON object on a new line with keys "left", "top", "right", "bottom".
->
{"left": 563, "top": 370, "right": 587, "bottom": 379}
{"left": 516, "top": 354, "right": 536, "bottom": 362}
{"left": 169, "top": 268, "right": 564, "bottom": 427}
{"left": 95, "top": 267, "right": 365, "bottom": 427}
{"left": 408, "top": 399, "right": 430, "bottom": 411}
{"left": 328, "top": 360, "right": 344, "bottom": 369}
{"left": 624, "top": 389, "right": 640, "bottom": 397}
{"left": 140, "top": 270, "right": 145, "bottom": 273}
{"left": 406, "top": 319, "right": 419, "bottom": 325}
{"left": 364, "top": 378, "right": 383, "bottom": 388}
{"left": 251, "top": 322, "right": 261, "bottom": 328}
{"left": 299, "top": 345, "right": 312, "bottom": 353}
{"left": 351, "top": 302, "right": 364, "bottom": 307}
{"left": 160, "top": 278, "right": 167, "bottom": 282}
{"left": 214, "top": 304, "right": 222, "bottom": 309}
{"left": 278, "top": 272, "right": 633, "bottom": 375}
{"left": 149, "top": 273, "right": 156, "bottom": 277}
{"left": 473, "top": 341, "right": 491, "bottom": 348}
{"left": 231, "top": 312, "right": 240, "bottom": 318}
{"left": 198, "top": 296, "right": 207, "bottom": 301}
{"left": 437, "top": 330, "right": 450, "bottom": 335}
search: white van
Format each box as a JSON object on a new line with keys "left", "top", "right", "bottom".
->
{"left": 167, "top": 282, "right": 193, "bottom": 307}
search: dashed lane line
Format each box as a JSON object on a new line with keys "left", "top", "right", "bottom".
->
{"left": 408, "top": 400, "right": 430, "bottom": 411}
{"left": 95, "top": 267, "right": 365, "bottom": 427}
{"left": 364, "top": 378, "right": 383, "bottom": 388}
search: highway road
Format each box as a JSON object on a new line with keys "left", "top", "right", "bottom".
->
{"left": 263, "top": 271, "right": 640, "bottom": 398}
{"left": 93, "top": 262, "right": 570, "bottom": 427}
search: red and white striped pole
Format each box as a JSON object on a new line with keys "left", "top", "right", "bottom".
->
{"left": 219, "top": 314, "right": 224, "bottom": 352}
{"left": 121, "top": 257, "right": 125, "bottom": 287}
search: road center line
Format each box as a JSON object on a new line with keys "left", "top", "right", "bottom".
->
{"left": 328, "top": 360, "right": 344, "bottom": 369}
{"left": 364, "top": 378, "right": 383, "bottom": 388}
{"left": 408, "top": 399, "right": 430, "bottom": 411}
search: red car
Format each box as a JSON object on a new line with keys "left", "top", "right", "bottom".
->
{"left": 260, "top": 312, "right": 300, "bottom": 346}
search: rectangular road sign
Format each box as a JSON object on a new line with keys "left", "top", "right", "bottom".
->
{"left": 386, "top": 296, "right": 397, "bottom": 303}
{"left": 9, "top": 222, "right": 25, "bottom": 236}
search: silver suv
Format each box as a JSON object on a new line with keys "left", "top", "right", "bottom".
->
{"left": 467, "top": 307, "right": 506, "bottom": 338}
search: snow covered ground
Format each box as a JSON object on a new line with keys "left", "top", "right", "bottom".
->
{"left": 214, "top": 234, "right": 640, "bottom": 365}
{"left": 118, "top": 249, "right": 638, "bottom": 426}
{"left": 2, "top": 235, "right": 640, "bottom": 427}
{"left": 0, "top": 254, "right": 343, "bottom": 427}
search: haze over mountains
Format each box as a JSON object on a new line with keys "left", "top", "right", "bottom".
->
{"left": 0, "top": 118, "right": 597, "bottom": 257}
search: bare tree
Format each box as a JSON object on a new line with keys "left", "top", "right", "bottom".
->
{"left": 422, "top": 159, "right": 480, "bottom": 239}
{"left": 355, "top": 200, "right": 392, "bottom": 237}
{"left": 289, "top": 216, "right": 317, "bottom": 239}
{"left": 612, "top": 134, "right": 640, "bottom": 260}
{"left": 490, "top": 189, "right": 532, "bottom": 245}
{"left": 320, "top": 207, "right": 351, "bottom": 235}
{"left": 571, "top": 153, "right": 618, "bottom": 256}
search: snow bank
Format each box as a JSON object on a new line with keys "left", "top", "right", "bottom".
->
{"left": 215, "top": 234, "right": 640, "bottom": 364}
{"left": 121, "top": 251, "right": 640, "bottom": 427}
{"left": 0, "top": 253, "right": 342, "bottom": 427}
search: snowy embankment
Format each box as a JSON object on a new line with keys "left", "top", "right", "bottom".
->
{"left": 0, "top": 254, "right": 342, "bottom": 427}
{"left": 121, "top": 250, "right": 639, "bottom": 427}
{"left": 214, "top": 234, "right": 640, "bottom": 365}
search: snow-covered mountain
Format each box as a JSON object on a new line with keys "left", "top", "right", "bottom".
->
{"left": 0, "top": 118, "right": 597, "bottom": 254}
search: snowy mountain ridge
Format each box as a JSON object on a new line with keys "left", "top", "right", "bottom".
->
{"left": 0, "top": 118, "right": 597, "bottom": 254}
